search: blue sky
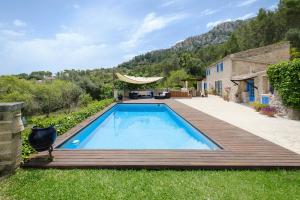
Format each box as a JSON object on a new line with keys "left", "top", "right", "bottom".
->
{"left": 0, "top": 0, "right": 278, "bottom": 75}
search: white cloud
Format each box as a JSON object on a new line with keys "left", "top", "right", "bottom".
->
{"left": 13, "top": 19, "right": 27, "bottom": 27}
{"left": 161, "top": 0, "right": 176, "bottom": 7}
{"left": 72, "top": 4, "right": 80, "bottom": 9}
{"left": 0, "top": 31, "right": 110, "bottom": 74}
{"left": 201, "top": 9, "right": 218, "bottom": 16}
{"left": 0, "top": 4, "right": 136, "bottom": 74}
{"left": 0, "top": 2, "right": 189, "bottom": 74}
{"left": 237, "top": 0, "right": 258, "bottom": 7}
{"left": 122, "top": 12, "right": 186, "bottom": 48}
{"left": 206, "top": 18, "right": 232, "bottom": 28}
{"left": 0, "top": 29, "right": 25, "bottom": 38}
{"left": 269, "top": 4, "right": 277, "bottom": 10}
{"left": 237, "top": 13, "right": 255, "bottom": 20}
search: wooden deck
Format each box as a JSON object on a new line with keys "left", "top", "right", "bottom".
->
{"left": 23, "top": 99, "right": 300, "bottom": 169}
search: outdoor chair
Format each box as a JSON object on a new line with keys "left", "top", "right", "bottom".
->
{"left": 154, "top": 92, "right": 171, "bottom": 99}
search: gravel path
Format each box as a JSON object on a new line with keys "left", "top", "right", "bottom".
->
{"left": 176, "top": 96, "right": 300, "bottom": 154}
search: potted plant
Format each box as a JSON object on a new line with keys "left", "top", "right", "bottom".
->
{"left": 117, "top": 93, "right": 123, "bottom": 101}
{"left": 28, "top": 125, "right": 57, "bottom": 160}
{"left": 250, "top": 102, "right": 268, "bottom": 112}
{"left": 223, "top": 87, "right": 231, "bottom": 101}
{"left": 260, "top": 106, "right": 276, "bottom": 117}
{"left": 235, "top": 92, "right": 241, "bottom": 103}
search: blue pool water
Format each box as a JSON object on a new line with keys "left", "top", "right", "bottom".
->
{"left": 59, "top": 104, "right": 219, "bottom": 150}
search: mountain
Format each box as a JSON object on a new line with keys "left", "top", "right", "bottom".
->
{"left": 117, "top": 20, "right": 243, "bottom": 75}
{"left": 171, "top": 20, "right": 244, "bottom": 51}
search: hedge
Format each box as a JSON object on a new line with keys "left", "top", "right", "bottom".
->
{"left": 267, "top": 59, "right": 300, "bottom": 109}
{"left": 22, "top": 98, "right": 114, "bottom": 159}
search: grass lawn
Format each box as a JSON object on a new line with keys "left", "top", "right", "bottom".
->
{"left": 1, "top": 169, "right": 300, "bottom": 200}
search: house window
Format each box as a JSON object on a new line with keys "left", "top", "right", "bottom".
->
{"left": 220, "top": 62, "right": 224, "bottom": 71}
{"left": 206, "top": 69, "right": 210, "bottom": 76}
{"left": 216, "top": 62, "right": 223, "bottom": 72}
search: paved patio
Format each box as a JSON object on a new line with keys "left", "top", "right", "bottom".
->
{"left": 176, "top": 96, "right": 300, "bottom": 154}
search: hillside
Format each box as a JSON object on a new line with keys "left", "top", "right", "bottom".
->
{"left": 171, "top": 21, "right": 243, "bottom": 51}
{"left": 118, "top": 20, "right": 243, "bottom": 72}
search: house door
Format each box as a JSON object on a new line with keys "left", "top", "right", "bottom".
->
{"left": 247, "top": 79, "right": 255, "bottom": 102}
{"left": 214, "top": 81, "right": 222, "bottom": 96}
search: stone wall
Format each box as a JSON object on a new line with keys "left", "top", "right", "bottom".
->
{"left": 0, "top": 102, "right": 24, "bottom": 177}
{"left": 270, "top": 91, "right": 300, "bottom": 120}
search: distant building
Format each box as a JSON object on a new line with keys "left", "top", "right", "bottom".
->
{"left": 203, "top": 42, "right": 290, "bottom": 104}
{"left": 36, "top": 75, "right": 55, "bottom": 84}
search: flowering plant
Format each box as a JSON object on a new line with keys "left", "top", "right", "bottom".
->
{"left": 260, "top": 106, "right": 276, "bottom": 117}
{"left": 225, "top": 87, "right": 231, "bottom": 92}
{"left": 223, "top": 86, "right": 231, "bottom": 101}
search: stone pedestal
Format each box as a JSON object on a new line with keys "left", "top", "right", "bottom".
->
{"left": 287, "top": 108, "right": 300, "bottom": 120}
{"left": 0, "top": 102, "right": 24, "bottom": 177}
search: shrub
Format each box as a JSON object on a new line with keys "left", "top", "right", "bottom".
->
{"left": 260, "top": 106, "right": 277, "bottom": 117}
{"left": 267, "top": 59, "right": 300, "bottom": 109}
{"left": 291, "top": 47, "right": 300, "bottom": 59}
{"left": 79, "top": 93, "right": 93, "bottom": 107}
{"left": 208, "top": 89, "right": 216, "bottom": 95}
{"left": 250, "top": 102, "right": 268, "bottom": 112}
{"left": 22, "top": 98, "right": 114, "bottom": 159}
{"left": 0, "top": 77, "right": 85, "bottom": 116}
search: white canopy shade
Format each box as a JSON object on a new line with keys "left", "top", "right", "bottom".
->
{"left": 116, "top": 73, "right": 164, "bottom": 84}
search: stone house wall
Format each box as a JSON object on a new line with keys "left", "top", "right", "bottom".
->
{"left": 231, "top": 60, "right": 269, "bottom": 76}
{"left": 206, "top": 57, "right": 234, "bottom": 96}
{"left": 231, "top": 42, "right": 290, "bottom": 62}
{"left": 204, "top": 42, "right": 290, "bottom": 103}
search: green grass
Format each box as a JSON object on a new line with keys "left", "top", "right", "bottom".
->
{"left": 1, "top": 169, "right": 300, "bottom": 200}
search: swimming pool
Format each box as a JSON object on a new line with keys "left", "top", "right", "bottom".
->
{"left": 58, "top": 103, "right": 219, "bottom": 150}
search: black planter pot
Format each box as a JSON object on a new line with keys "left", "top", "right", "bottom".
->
{"left": 117, "top": 94, "right": 123, "bottom": 101}
{"left": 29, "top": 126, "right": 57, "bottom": 159}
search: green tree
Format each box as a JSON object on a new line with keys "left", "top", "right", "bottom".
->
{"left": 78, "top": 93, "right": 93, "bottom": 107}
{"left": 278, "top": 0, "right": 300, "bottom": 29}
{"left": 225, "top": 34, "right": 240, "bottom": 55}
{"left": 29, "top": 71, "right": 52, "bottom": 80}
{"left": 285, "top": 28, "right": 300, "bottom": 49}
{"left": 61, "top": 81, "right": 83, "bottom": 112}
{"left": 165, "top": 69, "right": 188, "bottom": 89}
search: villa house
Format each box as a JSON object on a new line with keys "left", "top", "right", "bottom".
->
{"left": 203, "top": 42, "right": 290, "bottom": 104}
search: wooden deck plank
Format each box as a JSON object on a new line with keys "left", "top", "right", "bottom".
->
{"left": 23, "top": 99, "right": 300, "bottom": 169}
